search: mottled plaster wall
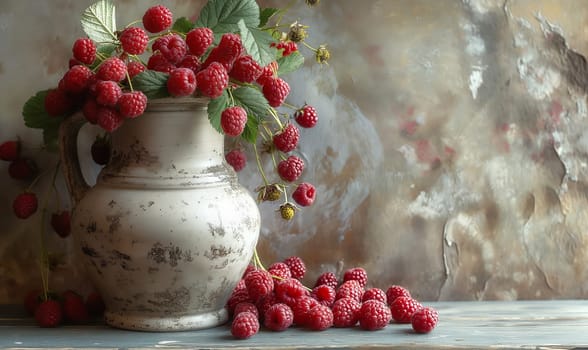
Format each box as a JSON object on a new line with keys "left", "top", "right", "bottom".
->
{"left": 2, "top": 0, "right": 588, "bottom": 303}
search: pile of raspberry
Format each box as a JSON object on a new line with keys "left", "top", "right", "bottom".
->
{"left": 227, "top": 257, "right": 439, "bottom": 339}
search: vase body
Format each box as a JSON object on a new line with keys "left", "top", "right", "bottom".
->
{"left": 61, "top": 97, "right": 260, "bottom": 331}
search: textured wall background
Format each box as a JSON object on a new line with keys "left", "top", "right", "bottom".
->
{"left": 2, "top": 0, "right": 588, "bottom": 303}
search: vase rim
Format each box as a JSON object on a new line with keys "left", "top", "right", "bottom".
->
{"left": 147, "top": 96, "right": 210, "bottom": 106}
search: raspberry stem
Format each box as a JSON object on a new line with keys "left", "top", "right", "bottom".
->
{"left": 253, "top": 143, "right": 270, "bottom": 186}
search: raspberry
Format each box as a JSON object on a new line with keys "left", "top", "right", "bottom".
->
{"left": 10, "top": 193, "right": 39, "bottom": 223}
{"left": 91, "top": 135, "right": 110, "bottom": 165}
{"left": 233, "top": 302, "right": 259, "bottom": 319}
{"left": 256, "top": 61, "right": 278, "bottom": 86}
{"left": 306, "top": 304, "right": 333, "bottom": 331}
{"left": 95, "top": 80, "right": 122, "bottom": 106}
{"left": 362, "top": 288, "right": 387, "bottom": 303}
{"left": 295, "top": 104, "right": 318, "bottom": 128}
{"left": 264, "top": 303, "right": 293, "bottom": 331}
{"left": 82, "top": 97, "right": 99, "bottom": 124}
{"left": 277, "top": 155, "right": 304, "bottom": 182}
{"left": 226, "top": 288, "right": 251, "bottom": 316}
{"left": 271, "top": 41, "right": 298, "bottom": 57}
{"left": 186, "top": 27, "right": 214, "bottom": 57}
{"left": 411, "top": 306, "right": 439, "bottom": 334}
{"left": 147, "top": 52, "right": 175, "bottom": 74}
{"left": 69, "top": 58, "right": 82, "bottom": 68}
{"left": 262, "top": 77, "right": 290, "bottom": 107}
{"left": 343, "top": 267, "right": 368, "bottom": 288}
{"left": 118, "top": 91, "right": 147, "bottom": 118}
{"left": 85, "top": 291, "right": 105, "bottom": 317}
{"left": 279, "top": 203, "right": 296, "bottom": 220}
{"left": 314, "top": 271, "right": 338, "bottom": 289}
{"left": 311, "top": 284, "right": 335, "bottom": 307}
{"left": 267, "top": 262, "right": 292, "bottom": 281}
{"left": 291, "top": 295, "right": 319, "bottom": 326}
{"left": 242, "top": 264, "right": 256, "bottom": 278}
{"left": 97, "top": 57, "right": 127, "bottom": 82}
{"left": 273, "top": 123, "right": 300, "bottom": 153}
{"left": 244, "top": 269, "right": 274, "bottom": 303}
{"left": 390, "top": 296, "right": 422, "bottom": 324}
{"left": 274, "top": 278, "right": 306, "bottom": 307}
{"left": 51, "top": 210, "right": 71, "bottom": 238}
{"left": 72, "top": 38, "right": 96, "bottom": 65}
{"left": 283, "top": 256, "right": 306, "bottom": 280}
{"left": 0, "top": 140, "right": 20, "bottom": 161}
{"left": 255, "top": 292, "right": 279, "bottom": 321}
{"left": 127, "top": 61, "right": 146, "bottom": 79}
{"left": 292, "top": 182, "right": 316, "bottom": 207}
{"left": 62, "top": 65, "right": 93, "bottom": 94}
{"left": 35, "top": 299, "right": 63, "bottom": 328}
{"left": 203, "top": 33, "right": 244, "bottom": 71}
{"left": 196, "top": 61, "right": 229, "bottom": 98}
{"left": 44, "top": 88, "right": 73, "bottom": 117}
{"left": 225, "top": 149, "right": 246, "bottom": 172}
{"left": 119, "top": 27, "right": 149, "bottom": 55}
{"left": 231, "top": 311, "right": 259, "bottom": 339}
{"left": 386, "top": 285, "right": 411, "bottom": 305}
{"left": 332, "top": 297, "right": 361, "bottom": 328}
{"left": 335, "top": 280, "right": 364, "bottom": 302}
{"left": 358, "top": 299, "right": 392, "bottom": 331}
{"left": 142, "top": 5, "right": 173, "bottom": 33}
{"left": 167, "top": 68, "right": 197, "bottom": 97}
{"left": 178, "top": 55, "right": 201, "bottom": 73}
{"left": 62, "top": 291, "right": 88, "bottom": 324}
{"left": 230, "top": 55, "right": 262, "bottom": 83}
{"left": 97, "top": 107, "right": 124, "bottom": 132}
{"left": 8, "top": 158, "right": 37, "bottom": 181}
{"left": 153, "top": 34, "right": 187, "bottom": 64}
{"left": 219, "top": 106, "right": 247, "bottom": 136}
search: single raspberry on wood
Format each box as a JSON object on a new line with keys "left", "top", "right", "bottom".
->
{"left": 44, "top": 88, "right": 73, "bottom": 117}
{"left": 314, "top": 271, "right": 338, "bottom": 289}
{"left": 390, "top": 296, "right": 422, "bottom": 324}
{"left": 62, "top": 65, "right": 94, "bottom": 94}
{"left": 85, "top": 291, "right": 105, "bottom": 317}
{"left": 362, "top": 287, "right": 387, "bottom": 303}
{"left": 283, "top": 256, "right": 306, "bottom": 280}
{"left": 332, "top": 297, "right": 361, "bottom": 328}
{"left": 153, "top": 34, "right": 187, "bottom": 64}
{"left": 95, "top": 80, "right": 122, "bottom": 107}
{"left": 62, "top": 290, "right": 88, "bottom": 324}
{"left": 264, "top": 303, "right": 293, "bottom": 331}
{"left": 97, "top": 107, "right": 124, "bottom": 132}
{"left": 119, "top": 27, "right": 149, "bottom": 55}
{"left": 292, "top": 182, "right": 316, "bottom": 207}
{"left": 295, "top": 104, "right": 318, "bottom": 128}
{"left": 51, "top": 210, "right": 71, "bottom": 238}
{"left": 386, "top": 285, "right": 411, "bottom": 305}
{"left": 273, "top": 123, "right": 300, "bottom": 153}
{"left": 72, "top": 38, "right": 96, "bottom": 65}
{"left": 255, "top": 292, "right": 279, "bottom": 322}
{"left": 97, "top": 57, "right": 127, "bottom": 82}
{"left": 0, "top": 140, "right": 20, "bottom": 161}
{"left": 226, "top": 288, "right": 251, "bottom": 316}
{"left": 233, "top": 302, "right": 259, "bottom": 319}
{"left": 185, "top": 27, "right": 214, "bottom": 57}
{"left": 262, "top": 77, "right": 290, "bottom": 107}
{"left": 291, "top": 295, "right": 319, "bottom": 326}
{"left": 311, "top": 284, "right": 336, "bottom": 307}
{"left": 245, "top": 269, "right": 274, "bottom": 303}
{"left": 230, "top": 55, "right": 262, "bottom": 83}
{"left": 225, "top": 149, "right": 246, "bottom": 172}
{"left": 8, "top": 158, "right": 37, "bottom": 181}
{"left": 231, "top": 311, "right": 259, "bottom": 339}
{"left": 343, "top": 267, "right": 368, "bottom": 288}
{"left": 277, "top": 155, "right": 304, "bottom": 182}
{"left": 196, "top": 61, "right": 229, "bottom": 98}
{"left": 358, "top": 299, "right": 392, "bottom": 331}
{"left": 306, "top": 304, "right": 333, "bottom": 331}
{"left": 167, "top": 68, "right": 197, "bottom": 97}
{"left": 220, "top": 106, "right": 247, "bottom": 136}
{"left": 35, "top": 299, "right": 62, "bottom": 328}
{"left": 335, "top": 280, "right": 364, "bottom": 302}
{"left": 142, "top": 5, "right": 173, "bottom": 33}
{"left": 411, "top": 306, "right": 439, "bottom": 334}
{"left": 118, "top": 91, "right": 147, "bottom": 119}
{"left": 274, "top": 278, "right": 306, "bottom": 307}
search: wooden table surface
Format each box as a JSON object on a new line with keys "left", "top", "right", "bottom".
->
{"left": 2, "top": 300, "right": 588, "bottom": 349}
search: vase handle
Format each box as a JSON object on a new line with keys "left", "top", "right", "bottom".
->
{"left": 58, "top": 113, "right": 90, "bottom": 206}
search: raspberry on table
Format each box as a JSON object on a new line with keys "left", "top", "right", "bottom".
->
{"left": 153, "top": 34, "right": 187, "bottom": 64}
{"left": 262, "top": 77, "right": 290, "bottom": 107}
{"left": 230, "top": 55, "right": 262, "bottom": 83}
{"left": 264, "top": 303, "right": 293, "bottom": 331}
{"left": 220, "top": 106, "right": 247, "bottom": 136}
{"left": 85, "top": 291, "right": 105, "bottom": 317}
{"left": 35, "top": 299, "right": 63, "bottom": 328}
{"left": 44, "top": 88, "right": 73, "bottom": 117}
{"left": 225, "top": 149, "right": 247, "bottom": 172}
{"left": 118, "top": 91, "right": 147, "bottom": 118}
{"left": 283, "top": 256, "right": 306, "bottom": 280}
{"left": 273, "top": 123, "right": 300, "bottom": 153}
{"left": 277, "top": 155, "right": 304, "bottom": 182}
{"left": 411, "top": 306, "right": 439, "bottom": 334}
{"left": 62, "top": 65, "right": 94, "bottom": 94}
{"left": 386, "top": 285, "right": 411, "bottom": 305}
{"left": 142, "top": 5, "right": 173, "bottom": 33}
{"left": 62, "top": 291, "right": 89, "bottom": 324}
{"left": 196, "top": 61, "right": 229, "bottom": 98}
{"left": 0, "top": 140, "right": 20, "bottom": 161}
{"left": 314, "top": 271, "right": 338, "bottom": 289}
{"left": 362, "top": 287, "right": 387, "bottom": 303}
{"left": 13, "top": 192, "right": 38, "bottom": 219}
{"left": 95, "top": 80, "right": 122, "bottom": 107}
{"left": 335, "top": 280, "right": 364, "bottom": 302}
{"left": 306, "top": 304, "right": 333, "bottom": 331}
{"left": 8, "top": 158, "right": 37, "bottom": 181}
{"left": 295, "top": 104, "right": 318, "bottom": 128}
{"left": 267, "top": 262, "right": 292, "bottom": 281}
{"left": 358, "top": 299, "right": 392, "bottom": 331}
{"left": 226, "top": 288, "right": 251, "bottom": 316}
{"left": 72, "top": 38, "right": 96, "bottom": 65}
{"left": 245, "top": 269, "right": 274, "bottom": 303}
{"left": 231, "top": 311, "right": 259, "bottom": 339}
{"left": 292, "top": 182, "right": 316, "bottom": 207}
{"left": 167, "top": 68, "right": 197, "bottom": 97}
{"left": 274, "top": 278, "right": 306, "bottom": 307}
{"left": 147, "top": 52, "right": 175, "bottom": 74}
{"left": 390, "top": 296, "right": 423, "bottom": 324}
{"left": 233, "top": 302, "right": 259, "bottom": 319}
{"left": 119, "top": 27, "right": 149, "bottom": 55}
{"left": 186, "top": 27, "right": 214, "bottom": 57}
{"left": 291, "top": 295, "right": 319, "bottom": 326}
{"left": 50, "top": 210, "right": 71, "bottom": 238}
{"left": 331, "top": 297, "right": 361, "bottom": 328}
{"left": 97, "top": 57, "right": 127, "bottom": 82}
{"left": 127, "top": 61, "right": 146, "bottom": 79}
{"left": 311, "top": 284, "right": 335, "bottom": 307}
{"left": 343, "top": 267, "right": 368, "bottom": 288}
{"left": 255, "top": 292, "right": 279, "bottom": 322}
{"left": 97, "top": 106, "right": 125, "bottom": 132}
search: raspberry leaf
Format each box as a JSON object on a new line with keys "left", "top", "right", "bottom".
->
{"left": 232, "top": 86, "right": 270, "bottom": 143}
{"left": 131, "top": 71, "right": 170, "bottom": 99}
{"left": 277, "top": 51, "right": 304, "bottom": 76}
{"left": 172, "top": 17, "right": 194, "bottom": 34}
{"left": 22, "top": 91, "right": 62, "bottom": 151}
{"left": 259, "top": 8, "right": 279, "bottom": 27}
{"left": 241, "top": 116, "right": 260, "bottom": 143}
{"left": 80, "top": 0, "right": 117, "bottom": 44}
{"left": 207, "top": 91, "right": 230, "bottom": 134}
{"left": 195, "top": 0, "right": 259, "bottom": 36}
{"left": 238, "top": 19, "right": 276, "bottom": 67}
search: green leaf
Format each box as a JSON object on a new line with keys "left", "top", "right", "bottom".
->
{"left": 259, "top": 7, "right": 279, "bottom": 27}
{"left": 238, "top": 19, "right": 276, "bottom": 67}
{"left": 90, "top": 43, "right": 117, "bottom": 69}
{"left": 240, "top": 115, "right": 259, "bottom": 143}
{"left": 22, "top": 90, "right": 64, "bottom": 150}
{"left": 207, "top": 91, "right": 230, "bottom": 133}
{"left": 131, "top": 71, "right": 170, "bottom": 99}
{"left": 277, "top": 51, "right": 305, "bottom": 76}
{"left": 195, "top": 0, "right": 259, "bottom": 34}
{"left": 80, "top": 0, "right": 117, "bottom": 43}
{"left": 172, "top": 17, "right": 194, "bottom": 34}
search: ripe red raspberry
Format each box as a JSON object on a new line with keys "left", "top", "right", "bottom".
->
{"left": 358, "top": 299, "right": 392, "bottom": 331}
{"left": 72, "top": 38, "right": 96, "bottom": 65}
{"left": 51, "top": 210, "right": 71, "bottom": 238}
{"left": 225, "top": 149, "right": 246, "bottom": 172}
{"left": 95, "top": 80, "right": 122, "bottom": 106}
{"left": 271, "top": 41, "right": 298, "bottom": 57}
{"left": 62, "top": 65, "right": 93, "bottom": 94}
{"left": 263, "top": 77, "right": 290, "bottom": 107}
{"left": 62, "top": 291, "right": 88, "bottom": 324}
{"left": 153, "top": 34, "right": 187, "bottom": 64}
{"left": 335, "top": 280, "right": 364, "bottom": 302}
{"left": 142, "top": 5, "right": 173, "bottom": 33}
{"left": 295, "top": 104, "right": 318, "bottom": 128}
{"left": 306, "top": 304, "right": 333, "bottom": 331}
{"left": 186, "top": 27, "right": 214, "bottom": 57}
{"left": 343, "top": 267, "right": 368, "bottom": 288}
{"left": 118, "top": 91, "right": 147, "bottom": 118}
{"left": 255, "top": 292, "right": 278, "bottom": 321}
{"left": 245, "top": 269, "right": 274, "bottom": 303}
{"left": 291, "top": 295, "right": 319, "bottom": 326}
{"left": 390, "top": 296, "right": 422, "bottom": 323}
{"left": 8, "top": 158, "right": 37, "bottom": 181}
{"left": 0, "top": 140, "right": 19, "bottom": 161}
{"left": 311, "top": 284, "right": 336, "bottom": 307}
{"left": 203, "top": 33, "right": 244, "bottom": 71}
{"left": 386, "top": 285, "right": 411, "bottom": 305}
{"left": 314, "top": 271, "right": 338, "bottom": 289}
{"left": 196, "top": 61, "right": 229, "bottom": 98}
{"left": 274, "top": 278, "right": 306, "bottom": 307}
{"left": 97, "top": 57, "right": 127, "bottom": 82}
{"left": 233, "top": 302, "right": 259, "bottom": 319}
{"left": 231, "top": 311, "right": 259, "bottom": 339}
{"left": 178, "top": 55, "right": 201, "bottom": 73}
{"left": 292, "top": 182, "right": 316, "bottom": 207}
{"left": 362, "top": 287, "right": 387, "bottom": 303}
{"left": 230, "top": 55, "right": 262, "bottom": 83}
{"left": 277, "top": 155, "right": 304, "bottom": 182}
{"left": 85, "top": 291, "right": 105, "bottom": 317}
{"left": 283, "top": 256, "right": 306, "bottom": 280}
{"left": 167, "top": 68, "right": 197, "bottom": 97}
{"left": 35, "top": 299, "right": 63, "bottom": 328}
{"left": 242, "top": 264, "right": 256, "bottom": 278}
{"left": 13, "top": 192, "right": 38, "bottom": 219}
{"left": 82, "top": 97, "right": 99, "bottom": 124}
{"left": 256, "top": 61, "right": 278, "bottom": 86}
{"left": 267, "top": 262, "right": 292, "bottom": 281}
{"left": 220, "top": 106, "right": 247, "bottom": 136}
{"left": 147, "top": 52, "right": 175, "bottom": 74}
{"left": 332, "top": 297, "right": 361, "bottom": 328}
{"left": 264, "top": 303, "right": 293, "bottom": 331}
{"left": 273, "top": 123, "right": 300, "bottom": 153}
{"left": 91, "top": 135, "right": 110, "bottom": 165}
{"left": 97, "top": 107, "right": 124, "bottom": 132}
{"left": 44, "top": 88, "right": 73, "bottom": 117}
{"left": 226, "top": 288, "right": 251, "bottom": 316}
{"left": 127, "top": 61, "right": 146, "bottom": 79}
{"left": 119, "top": 27, "right": 149, "bottom": 55}
{"left": 411, "top": 306, "right": 438, "bottom": 334}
